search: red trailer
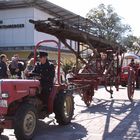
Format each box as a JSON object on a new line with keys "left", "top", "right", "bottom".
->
{"left": 29, "top": 17, "right": 135, "bottom": 106}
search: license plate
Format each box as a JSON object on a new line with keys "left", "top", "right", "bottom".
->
{"left": 124, "top": 71, "right": 128, "bottom": 74}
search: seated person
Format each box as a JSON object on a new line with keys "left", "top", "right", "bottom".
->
{"left": 30, "top": 51, "right": 55, "bottom": 106}
{"left": 129, "top": 58, "right": 136, "bottom": 69}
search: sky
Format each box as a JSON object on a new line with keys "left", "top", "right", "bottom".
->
{"left": 48, "top": 0, "right": 140, "bottom": 37}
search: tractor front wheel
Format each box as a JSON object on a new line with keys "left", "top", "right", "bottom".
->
{"left": 54, "top": 92, "right": 74, "bottom": 125}
{"left": 14, "top": 104, "right": 37, "bottom": 140}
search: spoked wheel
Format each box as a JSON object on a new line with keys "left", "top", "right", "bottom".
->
{"left": 14, "top": 104, "right": 37, "bottom": 140}
{"left": 82, "top": 89, "right": 94, "bottom": 107}
{"left": 127, "top": 69, "right": 135, "bottom": 102}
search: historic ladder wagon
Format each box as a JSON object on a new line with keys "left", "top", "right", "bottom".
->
{"left": 30, "top": 16, "right": 135, "bottom": 106}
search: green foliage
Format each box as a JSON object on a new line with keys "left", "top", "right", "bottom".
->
{"left": 62, "top": 61, "right": 74, "bottom": 75}
{"left": 86, "top": 4, "right": 131, "bottom": 43}
{"left": 123, "top": 35, "right": 140, "bottom": 54}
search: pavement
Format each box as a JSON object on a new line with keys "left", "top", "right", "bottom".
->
{"left": 1, "top": 86, "right": 140, "bottom": 140}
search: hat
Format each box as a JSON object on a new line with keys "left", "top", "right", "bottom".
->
{"left": 38, "top": 50, "right": 48, "bottom": 57}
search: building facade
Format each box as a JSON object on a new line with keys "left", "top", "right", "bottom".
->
{"left": 0, "top": 0, "right": 76, "bottom": 62}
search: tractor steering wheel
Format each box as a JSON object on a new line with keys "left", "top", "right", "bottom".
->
{"left": 28, "top": 72, "right": 41, "bottom": 80}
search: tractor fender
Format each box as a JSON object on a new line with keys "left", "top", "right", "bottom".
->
{"left": 47, "top": 85, "right": 66, "bottom": 113}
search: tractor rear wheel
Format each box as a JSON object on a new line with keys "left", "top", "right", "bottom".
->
{"left": 14, "top": 104, "right": 37, "bottom": 140}
{"left": 127, "top": 69, "right": 135, "bottom": 102}
{"left": 121, "top": 83, "right": 127, "bottom": 87}
{"left": 54, "top": 92, "right": 74, "bottom": 125}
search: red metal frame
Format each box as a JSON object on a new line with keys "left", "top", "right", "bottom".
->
{"left": 34, "top": 39, "right": 65, "bottom": 113}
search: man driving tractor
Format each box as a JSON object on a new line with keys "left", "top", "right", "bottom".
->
{"left": 30, "top": 50, "right": 55, "bottom": 108}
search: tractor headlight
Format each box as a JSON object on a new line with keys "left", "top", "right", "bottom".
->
{"left": 1, "top": 92, "right": 9, "bottom": 99}
{"left": 0, "top": 100, "right": 8, "bottom": 107}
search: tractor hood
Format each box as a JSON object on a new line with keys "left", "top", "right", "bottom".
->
{"left": 0, "top": 79, "right": 40, "bottom": 106}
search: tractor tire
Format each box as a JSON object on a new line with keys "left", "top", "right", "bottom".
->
{"left": 121, "top": 83, "right": 127, "bottom": 87}
{"left": 54, "top": 92, "right": 74, "bottom": 125}
{"left": 14, "top": 104, "right": 37, "bottom": 140}
{"left": 0, "top": 128, "right": 3, "bottom": 135}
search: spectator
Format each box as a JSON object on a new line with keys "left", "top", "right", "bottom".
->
{"left": 66, "top": 70, "right": 74, "bottom": 83}
{"left": 9, "top": 54, "right": 23, "bottom": 79}
{"left": 24, "top": 58, "right": 34, "bottom": 79}
{"left": 0, "top": 54, "right": 8, "bottom": 79}
{"left": 72, "top": 66, "right": 76, "bottom": 75}
{"left": 55, "top": 62, "right": 65, "bottom": 84}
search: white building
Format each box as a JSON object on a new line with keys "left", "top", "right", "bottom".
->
{"left": 0, "top": 0, "right": 79, "bottom": 61}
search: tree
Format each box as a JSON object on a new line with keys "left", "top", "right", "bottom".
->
{"left": 62, "top": 60, "right": 74, "bottom": 75}
{"left": 86, "top": 4, "right": 131, "bottom": 44}
{"left": 123, "top": 35, "right": 140, "bottom": 54}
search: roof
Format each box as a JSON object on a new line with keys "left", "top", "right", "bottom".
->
{"left": 0, "top": 0, "right": 87, "bottom": 26}
{"left": 0, "top": 0, "right": 124, "bottom": 53}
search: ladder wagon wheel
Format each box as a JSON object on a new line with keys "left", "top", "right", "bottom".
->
{"left": 82, "top": 89, "right": 94, "bottom": 107}
{"left": 127, "top": 69, "right": 135, "bottom": 102}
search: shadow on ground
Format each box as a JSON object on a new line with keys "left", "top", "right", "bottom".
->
{"left": 0, "top": 135, "right": 9, "bottom": 140}
{"left": 80, "top": 98, "right": 140, "bottom": 140}
{"left": 33, "top": 121, "right": 87, "bottom": 140}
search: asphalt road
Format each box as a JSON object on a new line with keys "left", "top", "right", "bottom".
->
{"left": 1, "top": 86, "right": 140, "bottom": 140}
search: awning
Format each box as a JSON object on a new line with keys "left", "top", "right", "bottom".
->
{"left": 124, "top": 53, "right": 140, "bottom": 59}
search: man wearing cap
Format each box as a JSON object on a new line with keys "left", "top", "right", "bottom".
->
{"left": 31, "top": 51, "right": 55, "bottom": 107}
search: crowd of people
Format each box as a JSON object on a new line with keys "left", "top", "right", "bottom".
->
{"left": 0, "top": 53, "right": 25, "bottom": 79}
{"left": 0, "top": 53, "right": 75, "bottom": 84}
{"left": 0, "top": 52, "right": 76, "bottom": 109}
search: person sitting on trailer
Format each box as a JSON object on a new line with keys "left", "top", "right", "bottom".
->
{"left": 129, "top": 58, "right": 136, "bottom": 69}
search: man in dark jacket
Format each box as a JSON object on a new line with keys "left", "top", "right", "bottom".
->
{"left": 0, "top": 54, "right": 8, "bottom": 79}
{"left": 32, "top": 51, "right": 55, "bottom": 105}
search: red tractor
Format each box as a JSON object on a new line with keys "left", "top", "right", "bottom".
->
{"left": 120, "top": 61, "right": 140, "bottom": 101}
{"left": 120, "top": 66, "right": 130, "bottom": 87}
{"left": 121, "top": 63, "right": 140, "bottom": 88}
{"left": 0, "top": 40, "right": 74, "bottom": 140}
